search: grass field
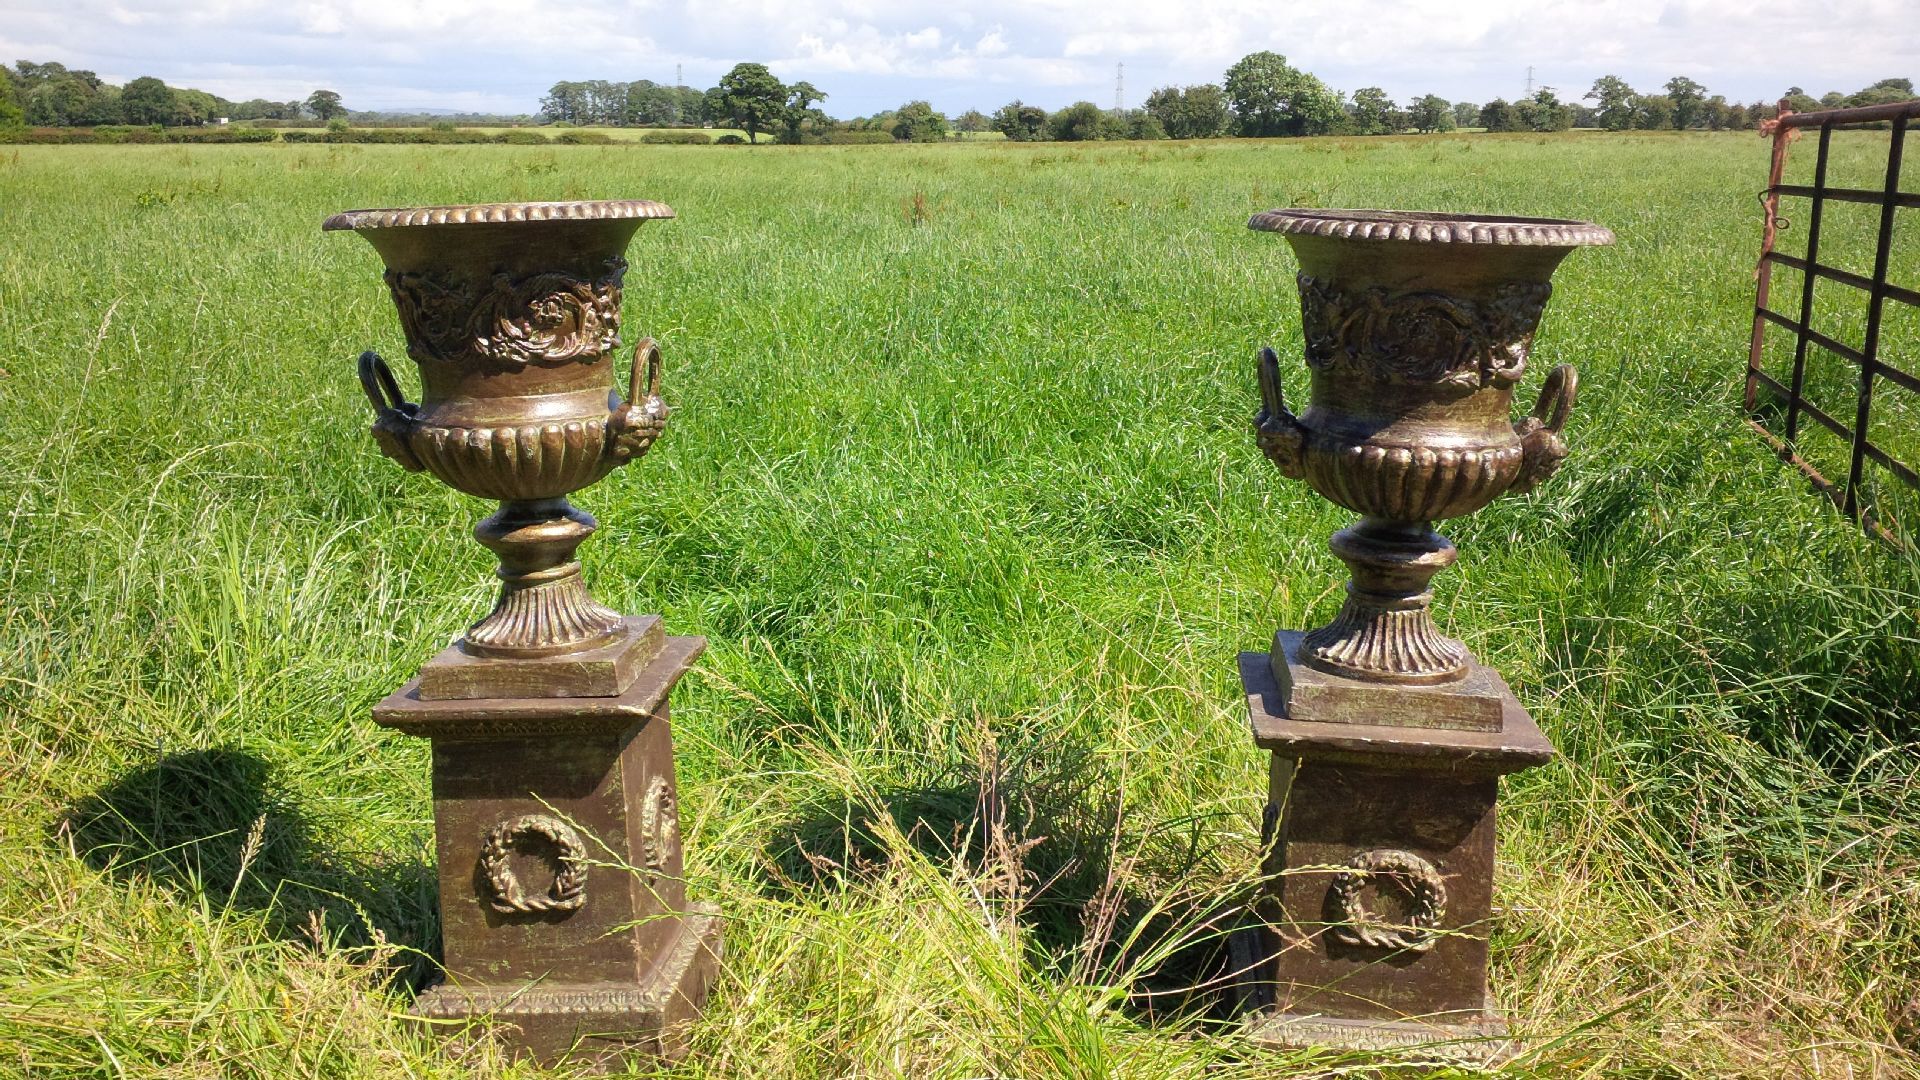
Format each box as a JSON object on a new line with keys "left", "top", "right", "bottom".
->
{"left": 1, "top": 132, "right": 1917, "bottom": 1078}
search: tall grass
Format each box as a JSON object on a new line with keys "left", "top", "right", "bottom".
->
{"left": 0, "top": 132, "right": 1915, "bottom": 1078}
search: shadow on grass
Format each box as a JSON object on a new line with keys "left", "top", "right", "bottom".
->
{"left": 54, "top": 747, "right": 439, "bottom": 988}
{"left": 755, "top": 737, "right": 1252, "bottom": 1027}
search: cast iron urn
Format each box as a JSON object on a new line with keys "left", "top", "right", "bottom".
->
{"left": 329, "top": 201, "right": 719, "bottom": 1068}
{"left": 1235, "top": 209, "right": 1611, "bottom": 1063}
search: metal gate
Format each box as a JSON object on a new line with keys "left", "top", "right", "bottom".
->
{"left": 1745, "top": 98, "right": 1919, "bottom": 545}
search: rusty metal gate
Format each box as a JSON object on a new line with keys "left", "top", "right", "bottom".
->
{"left": 1745, "top": 98, "right": 1920, "bottom": 544}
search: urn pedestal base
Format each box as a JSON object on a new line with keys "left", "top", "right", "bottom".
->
{"left": 411, "top": 906, "right": 722, "bottom": 1067}
{"left": 417, "top": 615, "right": 664, "bottom": 702}
{"left": 1235, "top": 646, "right": 1554, "bottom": 1067}
{"left": 374, "top": 633, "right": 719, "bottom": 1070}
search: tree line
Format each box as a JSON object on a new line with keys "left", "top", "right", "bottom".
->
{"left": 5, "top": 53, "right": 1913, "bottom": 144}
{"left": 0, "top": 61, "right": 360, "bottom": 128}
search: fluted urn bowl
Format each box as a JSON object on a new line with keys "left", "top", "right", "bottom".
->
{"left": 1251, "top": 209, "right": 1612, "bottom": 683}
{"left": 328, "top": 200, "right": 675, "bottom": 661}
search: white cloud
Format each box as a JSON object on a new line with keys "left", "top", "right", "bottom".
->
{"left": 0, "top": 0, "right": 1911, "bottom": 114}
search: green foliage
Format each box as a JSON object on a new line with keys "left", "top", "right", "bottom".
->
{"left": 1408, "top": 94, "right": 1454, "bottom": 133}
{"left": 954, "top": 108, "right": 990, "bottom": 133}
{"left": 778, "top": 80, "right": 831, "bottom": 144}
{"left": 639, "top": 129, "right": 711, "bottom": 145}
{"left": 824, "top": 130, "right": 895, "bottom": 144}
{"left": 718, "top": 62, "right": 786, "bottom": 144}
{"left": 1479, "top": 97, "right": 1516, "bottom": 132}
{"left": 1515, "top": 88, "right": 1574, "bottom": 132}
{"left": 0, "top": 77, "right": 21, "bottom": 128}
{"left": 1665, "top": 76, "right": 1707, "bottom": 128}
{"left": 1635, "top": 93, "right": 1676, "bottom": 130}
{"left": 715, "top": 132, "right": 747, "bottom": 144}
{"left": 1347, "top": 86, "right": 1400, "bottom": 135}
{"left": 890, "top": 100, "right": 947, "bottom": 143}
{"left": 1124, "top": 110, "right": 1167, "bottom": 140}
{"left": 1144, "top": 84, "right": 1228, "bottom": 139}
{"left": 1223, "top": 51, "right": 1343, "bottom": 137}
{"left": 1048, "top": 101, "right": 1121, "bottom": 141}
{"left": 304, "top": 89, "right": 346, "bottom": 121}
{"left": 992, "top": 100, "right": 1049, "bottom": 141}
{"left": 1585, "top": 75, "right": 1638, "bottom": 131}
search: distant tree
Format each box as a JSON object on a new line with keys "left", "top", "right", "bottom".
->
{"left": 717, "top": 63, "right": 786, "bottom": 143}
{"left": 305, "top": 89, "right": 345, "bottom": 121}
{"left": 1144, "top": 83, "right": 1228, "bottom": 139}
{"left": 954, "top": 108, "right": 990, "bottom": 134}
{"left": 541, "top": 82, "right": 586, "bottom": 124}
{"left": 1408, "top": 94, "right": 1454, "bottom": 133}
{"left": 1124, "top": 109, "right": 1167, "bottom": 139}
{"left": 1820, "top": 91, "right": 1847, "bottom": 108}
{"left": 0, "top": 78, "right": 22, "bottom": 128}
{"left": 1585, "top": 75, "right": 1638, "bottom": 131}
{"left": 1452, "top": 100, "right": 1479, "bottom": 129}
{"left": 1515, "top": 88, "right": 1573, "bottom": 131}
{"left": 24, "top": 78, "right": 87, "bottom": 125}
{"left": 1049, "top": 100, "right": 1120, "bottom": 141}
{"left": 890, "top": 100, "right": 948, "bottom": 142}
{"left": 1702, "top": 95, "right": 1733, "bottom": 130}
{"left": 1848, "top": 78, "right": 1915, "bottom": 107}
{"left": 1634, "top": 94, "right": 1676, "bottom": 129}
{"left": 1223, "top": 51, "right": 1343, "bottom": 137}
{"left": 1783, "top": 86, "right": 1820, "bottom": 114}
{"left": 991, "top": 100, "right": 1049, "bottom": 141}
{"left": 1349, "top": 86, "right": 1394, "bottom": 135}
{"left": 781, "top": 81, "right": 829, "bottom": 142}
{"left": 623, "top": 80, "right": 680, "bottom": 126}
{"left": 701, "top": 86, "right": 728, "bottom": 126}
{"left": 1664, "top": 76, "right": 1706, "bottom": 128}
{"left": 1478, "top": 98, "right": 1516, "bottom": 132}
{"left": 121, "top": 76, "right": 177, "bottom": 125}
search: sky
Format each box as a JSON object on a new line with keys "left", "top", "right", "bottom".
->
{"left": 4, "top": 0, "right": 1914, "bottom": 117}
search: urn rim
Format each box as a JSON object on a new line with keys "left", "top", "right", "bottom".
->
{"left": 1249, "top": 208, "right": 1613, "bottom": 248}
{"left": 322, "top": 199, "right": 675, "bottom": 232}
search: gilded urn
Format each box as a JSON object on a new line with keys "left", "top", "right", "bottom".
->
{"left": 327, "top": 200, "right": 675, "bottom": 695}
{"left": 1252, "top": 209, "right": 1612, "bottom": 684}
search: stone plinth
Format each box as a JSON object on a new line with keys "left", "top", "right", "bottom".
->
{"left": 374, "top": 634, "right": 720, "bottom": 1069}
{"left": 1237, "top": 636, "right": 1554, "bottom": 1066}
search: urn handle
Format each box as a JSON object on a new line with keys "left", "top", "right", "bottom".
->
{"left": 608, "top": 337, "right": 670, "bottom": 464}
{"left": 1510, "top": 363, "right": 1578, "bottom": 495}
{"left": 1255, "top": 347, "right": 1306, "bottom": 480}
{"left": 356, "top": 351, "right": 424, "bottom": 472}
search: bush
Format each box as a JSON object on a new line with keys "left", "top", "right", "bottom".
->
{"left": 715, "top": 133, "right": 747, "bottom": 145}
{"left": 554, "top": 130, "right": 613, "bottom": 145}
{"left": 496, "top": 130, "right": 550, "bottom": 145}
{"left": 169, "top": 127, "right": 277, "bottom": 144}
{"left": 639, "top": 130, "right": 710, "bottom": 145}
{"left": 825, "top": 130, "right": 896, "bottom": 145}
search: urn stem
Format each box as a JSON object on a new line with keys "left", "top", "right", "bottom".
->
{"left": 463, "top": 498, "right": 625, "bottom": 658}
{"left": 1301, "top": 517, "right": 1471, "bottom": 684}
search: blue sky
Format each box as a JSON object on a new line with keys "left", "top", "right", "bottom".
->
{"left": 5, "top": 0, "right": 1912, "bottom": 116}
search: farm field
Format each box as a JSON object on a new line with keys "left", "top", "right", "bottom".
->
{"left": 1, "top": 132, "right": 1917, "bottom": 1078}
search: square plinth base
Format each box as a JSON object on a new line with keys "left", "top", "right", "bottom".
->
{"left": 1244, "top": 1005, "right": 1515, "bottom": 1068}
{"left": 413, "top": 905, "right": 723, "bottom": 1070}
{"left": 417, "top": 615, "right": 664, "bottom": 702}
{"left": 1238, "top": 643, "right": 1555, "bottom": 1065}
{"left": 1271, "top": 631, "right": 1514, "bottom": 732}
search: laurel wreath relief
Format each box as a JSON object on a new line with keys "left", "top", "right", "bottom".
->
{"left": 477, "top": 813, "right": 589, "bottom": 916}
